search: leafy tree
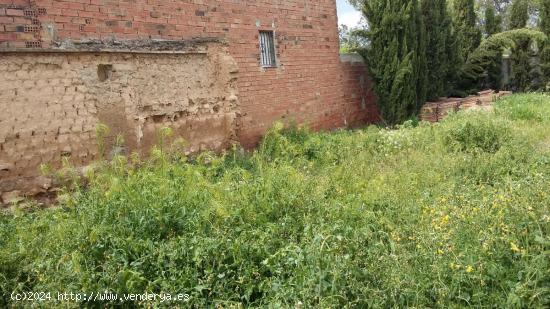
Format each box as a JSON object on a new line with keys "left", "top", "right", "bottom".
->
{"left": 339, "top": 24, "right": 368, "bottom": 53}
{"left": 356, "top": 0, "right": 427, "bottom": 124}
{"left": 338, "top": 24, "right": 349, "bottom": 44}
{"left": 452, "top": 0, "right": 483, "bottom": 62}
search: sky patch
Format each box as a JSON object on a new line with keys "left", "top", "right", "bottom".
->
{"left": 336, "top": 0, "right": 362, "bottom": 28}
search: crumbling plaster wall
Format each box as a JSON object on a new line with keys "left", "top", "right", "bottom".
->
{"left": 0, "top": 42, "right": 240, "bottom": 202}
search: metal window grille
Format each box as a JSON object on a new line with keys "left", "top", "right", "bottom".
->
{"left": 259, "top": 31, "right": 276, "bottom": 67}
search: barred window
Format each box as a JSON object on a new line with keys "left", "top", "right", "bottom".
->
{"left": 259, "top": 31, "right": 276, "bottom": 67}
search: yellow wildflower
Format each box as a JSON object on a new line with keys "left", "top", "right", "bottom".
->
{"left": 510, "top": 242, "right": 521, "bottom": 253}
{"left": 466, "top": 265, "right": 474, "bottom": 273}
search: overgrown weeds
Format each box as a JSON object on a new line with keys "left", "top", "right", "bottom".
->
{"left": 0, "top": 94, "right": 549, "bottom": 308}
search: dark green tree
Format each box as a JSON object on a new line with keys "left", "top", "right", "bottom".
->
{"left": 421, "top": 0, "right": 455, "bottom": 100}
{"left": 509, "top": 0, "right": 529, "bottom": 29}
{"left": 540, "top": 0, "right": 550, "bottom": 90}
{"left": 485, "top": 3, "right": 502, "bottom": 37}
{"left": 509, "top": 0, "right": 531, "bottom": 91}
{"left": 484, "top": 2, "right": 504, "bottom": 90}
{"left": 356, "top": 0, "right": 427, "bottom": 124}
{"left": 452, "top": 0, "right": 482, "bottom": 62}
{"left": 444, "top": 19, "right": 465, "bottom": 96}
{"left": 417, "top": 3, "right": 428, "bottom": 105}
{"left": 459, "top": 29, "right": 547, "bottom": 90}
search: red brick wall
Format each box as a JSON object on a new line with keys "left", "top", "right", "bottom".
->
{"left": 0, "top": 0, "right": 378, "bottom": 147}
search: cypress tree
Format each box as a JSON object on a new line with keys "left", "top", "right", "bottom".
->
{"left": 509, "top": 0, "right": 529, "bottom": 29}
{"left": 509, "top": 0, "right": 531, "bottom": 91}
{"left": 452, "top": 0, "right": 482, "bottom": 62}
{"left": 445, "top": 25, "right": 464, "bottom": 96}
{"left": 358, "top": 0, "right": 426, "bottom": 124}
{"left": 484, "top": 2, "right": 504, "bottom": 90}
{"left": 459, "top": 29, "right": 547, "bottom": 91}
{"left": 417, "top": 2, "right": 428, "bottom": 105}
{"left": 540, "top": 0, "right": 550, "bottom": 90}
{"left": 484, "top": 3, "right": 502, "bottom": 37}
{"left": 421, "top": 0, "right": 454, "bottom": 100}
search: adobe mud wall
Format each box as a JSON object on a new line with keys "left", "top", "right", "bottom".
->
{"left": 0, "top": 41, "right": 239, "bottom": 202}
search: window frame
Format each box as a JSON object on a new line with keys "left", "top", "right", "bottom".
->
{"left": 258, "top": 30, "right": 277, "bottom": 68}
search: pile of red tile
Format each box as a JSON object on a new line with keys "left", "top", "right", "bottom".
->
{"left": 420, "top": 90, "right": 512, "bottom": 122}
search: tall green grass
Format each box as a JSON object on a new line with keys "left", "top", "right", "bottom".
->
{"left": 1, "top": 94, "right": 549, "bottom": 308}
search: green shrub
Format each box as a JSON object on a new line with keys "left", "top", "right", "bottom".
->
{"left": 442, "top": 113, "right": 511, "bottom": 153}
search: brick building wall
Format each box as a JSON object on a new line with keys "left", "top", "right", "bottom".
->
{"left": 0, "top": 0, "right": 378, "bottom": 203}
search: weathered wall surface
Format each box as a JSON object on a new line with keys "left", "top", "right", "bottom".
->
{"left": 0, "top": 0, "right": 378, "bottom": 145}
{"left": 0, "top": 43, "right": 239, "bottom": 202}
{"left": 0, "top": 0, "right": 379, "bottom": 203}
